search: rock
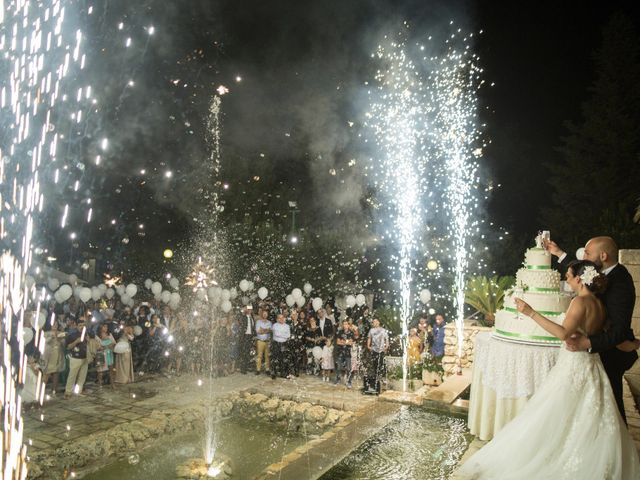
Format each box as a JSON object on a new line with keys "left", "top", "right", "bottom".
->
{"left": 291, "top": 401, "right": 313, "bottom": 420}
{"left": 262, "top": 397, "right": 281, "bottom": 412}
{"left": 219, "top": 400, "right": 233, "bottom": 416}
{"left": 304, "top": 405, "right": 328, "bottom": 423}
{"left": 246, "top": 393, "right": 268, "bottom": 407}
{"left": 321, "top": 409, "right": 341, "bottom": 426}
{"left": 276, "top": 400, "right": 295, "bottom": 421}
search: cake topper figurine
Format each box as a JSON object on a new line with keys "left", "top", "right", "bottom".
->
{"left": 535, "top": 230, "right": 551, "bottom": 253}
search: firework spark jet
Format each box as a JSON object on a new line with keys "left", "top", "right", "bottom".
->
{"left": 365, "top": 24, "right": 483, "bottom": 385}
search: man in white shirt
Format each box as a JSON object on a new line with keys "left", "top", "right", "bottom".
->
{"left": 271, "top": 314, "right": 292, "bottom": 379}
{"left": 255, "top": 308, "right": 272, "bottom": 375}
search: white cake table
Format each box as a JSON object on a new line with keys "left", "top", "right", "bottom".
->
{"left": 468, "top": 332, "right": 560, "bottom": 441}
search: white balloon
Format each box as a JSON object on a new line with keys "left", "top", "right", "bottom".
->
{"left": 68, "top": 274, "right": 78, "bottom": 286}
{"left": 241, "top": 296, "right": 250, "bottom": 305}
{"left": 221, "top": 300, "right": 232, "bottom": 313}
{"left": 295, "top": 296, "right": 306, "bottom": 307}
{"left": 239, "top": 279, "right": 250, "bottom": 292}
{"left": 79, "top": 287, "right": 92, "bottom": 303}
{"left": 312, "top": 297, "right": 323, "bottom": 312}
{"left": 207, "top": 287, "right": 217, "bottom": 299}
{"left": 133, "top": 325, "right": 143, "bottom": 337}
{"left": 58, "top": 285, "right": 73, "bottom": 302}
{"left": 292, "top": 288, "right": 302, "bottom": 300}
{"left": 356, "top": 294, "right": 366, "bottom": 307}
{"left": 151, "top": 282, "right": 162, "bottom": 295}
{"left": 303, "top": 283, "right": 313, "bottom": 295}
{"left": 212, "top": 287, "right": 222, "bottom": 299}
{"left": 120, "top": 294, "right": 131, "bottom": 305}
{"left": 54, "top": 291, "right": 63, "bottom": 304}
{"left": 37, "top": 312, "right": 47, "bottom": 329}
{"left": 576, "top": 247, "right": 585, "bottom": 261}
{"left": 170, "top": 292, "right": 181, "bottom": 304}
{"left": 91, "top": 287, "right": 102, "bottom": 301}
{"left": 169, "top": 277, "right": 180, "bottom": 289}
{"left": 419, "top": 289, "right": 431, "bottom": 304}
{"left": 221, "top": 289, "right": 231, "bottom": 301}
{"left": 74, "top": 287, "right": 82, "bottom": 298}
{"left": 161, "top": 290, "right": 172, "bottom": 304}
{"left": 116, "top": 285, "right": 125, "bottom": 296}
{"left": 48, "top": 278, "right": 60, "bottom": 291}
{"left": 106, "top": 288, "right": 115, "bottom": 299}
{"left": 144, "top": 278, "right": 153, "bottom": 289}
{"left": 125, "top": 283, "right": 138, "bottom": 298}
{"left": 22, "top": 328, "right": 34, "bottom": 344}
{"left": 285, "top": 294, "right": 295, "bottom": 307}
{"left": 169, "top": 300, "right": 180, "bottom": 310}
{"left": 212, "top": 297, "right": 221, "bottom": 307}
{"left": 196, "top": 288, "right": 206, "bottom": 300}
{"left": 229, "top": 287, "right": 238, "bottom": 299}
{"left": 258, "top": 287, "right": 268, "bottom": 300}
{"left": 312, "top": 346, "right": 323, "bottom": 360}
{"left": 247, "top": 281, "right": 254, "bottom": 291}
{"left": 98, "top": 283, "right": 107, "bottom": 292}
{"left": 346, "top": 295, "right": 356, "bottom": 308}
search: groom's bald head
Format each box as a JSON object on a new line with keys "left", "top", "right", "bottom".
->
{"left": 585, "top": 236, "right": 618, "bottom": 269}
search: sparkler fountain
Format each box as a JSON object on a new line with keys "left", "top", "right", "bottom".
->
{"left": 366, "top": 23, "right": 483, "bottom": 387}
{"left": 1, "top": 1, "right": 90, "bottom": 477}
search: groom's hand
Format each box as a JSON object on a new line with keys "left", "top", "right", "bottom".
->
{"left": 543, "top": 239, "right": 564, "bottom": 258}
{"left": 565, "top": 333, "right": 591, "bottom": 352}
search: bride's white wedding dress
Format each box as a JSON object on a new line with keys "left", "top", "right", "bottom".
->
{"left": 457, "top": 340, "right": 640, "bottom": 479}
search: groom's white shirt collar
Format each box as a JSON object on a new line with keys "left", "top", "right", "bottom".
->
{"left": 602, "top": 263, "right": 618, "bottom": 276}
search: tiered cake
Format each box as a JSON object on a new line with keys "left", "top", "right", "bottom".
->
{"left": 494, "top": 244, "right": 572, "bottom": 345}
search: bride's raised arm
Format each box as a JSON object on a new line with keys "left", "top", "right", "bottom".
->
{"left": 515, "top": 297, "right": 585, "bottom": 341}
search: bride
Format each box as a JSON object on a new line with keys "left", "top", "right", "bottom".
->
{"left": 457, "top": 260, "right": 640, "bottom": 479}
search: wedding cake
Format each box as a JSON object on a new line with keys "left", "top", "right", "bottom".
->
{"left": 494, "top": 235, "right": 572, "bottom": 345}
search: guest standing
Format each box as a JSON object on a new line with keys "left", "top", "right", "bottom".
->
{"left": 431, "top": 314, "right": 446, "bottom": 359}
{"left": 64, "top": 317, "right": 89, "bottom": 398}
{"left": 366, "top": 318, "right": 389, "bottom": 394}
{"left": 115, "top": 324, "right": 135, "bottom": 384}
{"left": 255, "top": 309, "right": 272, "bottom": 375}
{"left": 271, "top": 314, "right": 292, "bottom": 379}
{"left": 334, "top": 320, "right": 355, "bottom": 388}
{"left": 238, "top": 306, "right": 256, "bottom": 374}
{"left": 42, "top": 317, "right": 65, "bottom": 396}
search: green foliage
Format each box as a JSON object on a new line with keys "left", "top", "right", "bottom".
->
{"left": 373, "top": 306, "right": 403, "bottom": 336}
{"left": 464, "top": 275, "right": 515, "bottom": 325}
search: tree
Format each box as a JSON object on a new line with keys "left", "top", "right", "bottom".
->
{"left": 543, "top": 13, "right": 640, "bottom": 247}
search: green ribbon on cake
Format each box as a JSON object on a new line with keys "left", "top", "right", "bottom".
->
{"left": 527, "top": 287, "right": 560, "bottom": 292}
{"left": 495, "top": 329, "right": 561, "bottom": 343}
{"left": 504, "top": 306, "right": 564, "bottom": 316}
{"left": 524, "top": 265, "right": 551, "bottom": 270}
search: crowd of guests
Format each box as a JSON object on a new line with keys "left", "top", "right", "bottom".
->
{"left": 17, "top": 293, "right": 447, "bottom": 402}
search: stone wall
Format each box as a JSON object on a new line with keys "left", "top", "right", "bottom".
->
{"left": 620, "top": 249, "right": 640, "bottom": 337}
{"left": 442, "top": 320, "right": 492, "bottom": 376}
{"left": 27, "top": 393, "right": 354, "bottom": 479}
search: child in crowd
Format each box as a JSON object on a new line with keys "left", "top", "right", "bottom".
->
{"left": 321, "top": 337, "right": 334, "bottom": 382}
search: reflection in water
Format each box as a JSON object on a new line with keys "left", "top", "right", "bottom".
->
{"left": 84, "top": 417, "right": 308, "bottom": 480}
{"left": 321, "top": 407, "right": 471, "bottom": 480}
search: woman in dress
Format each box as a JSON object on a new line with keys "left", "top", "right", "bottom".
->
{"left": 96, "top": 323, "right": 116, "bottom": 388}
{"left": 457, "top": 260, "right": 640, "bottom": 479}
{"left": 114, "top": 323, "right": 135, "bottom": 384}
{"left": 42, "top": 317, "right": 66, "bottom": 395}
{"left": 407, "top": 327, "right": 422, "bottom": 366}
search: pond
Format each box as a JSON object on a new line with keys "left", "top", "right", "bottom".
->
{"left": 321, "top": 406, "right": 471, "bottom": 480}
{"left": 84, "top": 416, "right": 309, "bottom": 480}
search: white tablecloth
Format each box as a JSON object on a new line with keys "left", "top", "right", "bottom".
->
{"left": 468, "top": 332, "right": 560, "bottom": 440}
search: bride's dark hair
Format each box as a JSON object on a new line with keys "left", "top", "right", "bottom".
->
{"left": 567, "top": 260, "right": 608, "bottom": 294}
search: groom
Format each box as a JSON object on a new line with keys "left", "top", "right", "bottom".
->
{"left": 545, "top": 236, "right": 638, "bottom": 423}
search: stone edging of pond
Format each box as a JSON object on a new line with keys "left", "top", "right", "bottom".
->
{"left": 26, "top": 390, "right": 354, "bottom": 479}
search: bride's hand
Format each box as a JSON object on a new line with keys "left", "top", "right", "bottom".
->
{"left": 514, "top": 298, "right": 534, "bottom": 317}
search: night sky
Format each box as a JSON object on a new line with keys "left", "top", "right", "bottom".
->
{"left": 30, "top": 0, "right": 640, "bottom": 275}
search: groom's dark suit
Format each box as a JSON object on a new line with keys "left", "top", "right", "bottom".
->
{"left": 559, "top": 257, "right": 637, "bottom": 423}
